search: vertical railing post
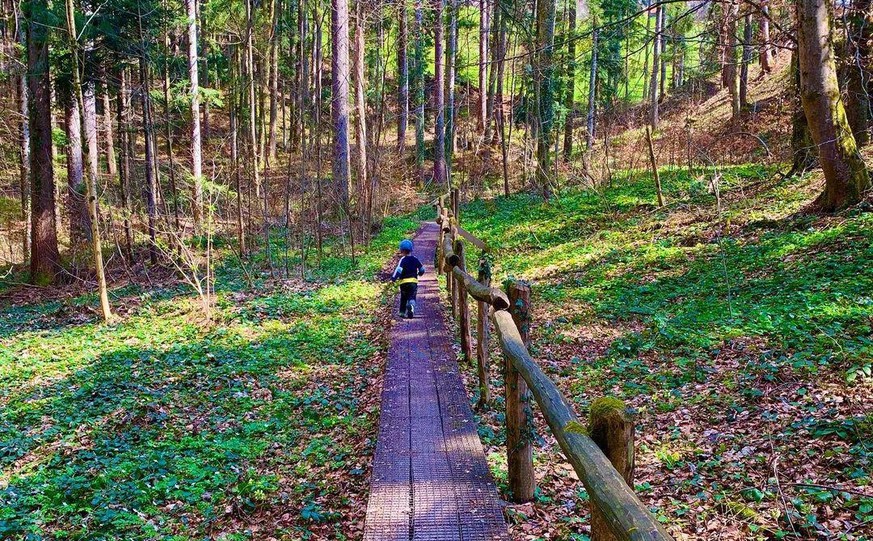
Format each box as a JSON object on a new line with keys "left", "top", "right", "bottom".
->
{"left": 476, "top": 257, "right": 492, "bottom": 409}
{"left": 450, "top": 224, "right": 459, "bottom": 319}
{"left": 506, "top": 279, "right": 535, "bottom": 502}
{"left": 589, "top": 397, "right": 635, "bottom": 541}
{"left": 455, "top": 239, "right": 473, "bottom": 364}
{"left": 445, "top": 213, "right": 455, "bottom": 313}
{"left": 436, "top": 206, "right": 444, "bottom": 270}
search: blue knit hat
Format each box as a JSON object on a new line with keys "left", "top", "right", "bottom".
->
{"left": 399, "top": 239, "right": 414, "bottom": 252}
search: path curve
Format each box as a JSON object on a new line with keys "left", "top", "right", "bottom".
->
{"left": 363, "top": 222, "right": 509, "bottom": 541}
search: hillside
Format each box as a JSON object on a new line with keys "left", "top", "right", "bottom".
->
{"left": 451, "top": 162, "right": 872, "bottom": 540}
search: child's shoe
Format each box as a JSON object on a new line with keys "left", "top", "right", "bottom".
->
{"left": 406, "top": 301, "right": 415, "bottom": 319}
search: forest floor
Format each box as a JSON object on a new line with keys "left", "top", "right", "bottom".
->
{"left": 0, "top": 211, "right": 428, "bottom": 540}
{"left": 451, "top": 165, "right": 873, "bottom": 540}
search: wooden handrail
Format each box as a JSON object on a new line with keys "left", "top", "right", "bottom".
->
{"left": 456, "top": 225, "right": 488, "bottom": 252}
{"left": 451, "top": 266, "right": 510, "bottom": 311}
{"left": 435, "top": 193, "right": 674, "bottom": 541}
{"left": 491, "top": 310, "right": 673, "bottom": 541}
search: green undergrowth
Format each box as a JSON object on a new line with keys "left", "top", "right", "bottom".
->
{"left": 0, "top": 213, "right": 422, "bottom": 539}
{"left": 462, "top": 165, "right": 872, "bottom": 374}
{"left": 458, "top": 165, "right": 873, "bottom": 537}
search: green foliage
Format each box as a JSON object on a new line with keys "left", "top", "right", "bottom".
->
{"left": 0, "top": 209, "right": 420, "bottom": 538}
{"left": 460, "top": 166, "right": 873, "bottom": 370}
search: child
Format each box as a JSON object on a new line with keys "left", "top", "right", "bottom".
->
{"left": 391, "top": 239, "right": 425, "bottom": 318}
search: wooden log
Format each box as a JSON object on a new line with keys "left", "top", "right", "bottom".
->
{"left": 443, "top": 235, "right": 459, "bottom": 269}
{"left": 455, "top": 240, "right": 473, "bottom": 363}
{"left": 450, "top": 266, "right": 510, "bottom": 310}
{"left": 476, "top": 258, "right": 492, "bottom": 409}
{"left": 451, "top": 187, "right": 460, "bottom": 218}
{"left": 490, "top": 309, "right": 673, "bottom": 541}
{"left": 505, "top": 280, "right": 535, "bottom": 503}
{"left": 590, "top": 397, "right": 636, "bottom": 541}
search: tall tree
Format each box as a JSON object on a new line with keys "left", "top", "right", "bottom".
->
{"left": 562, "top": 0, "right": 576, "bottom": 161}
{"left": 445, "top": 0, "right": 458, "bottom": 181}
{"left": 478, "top": 0, "right": 489, "bottom": 132}
{"left": 333, "top": 0, "right": 351, "bottom": 204}
{"left": 64, "top": 91, "right": 88, "bottom": 242}
{"left": 413, "top": 0, "right": 425, "bottom": 178}
{"left": 433, "top": 0, "right": 446, "bottom": 188}
{"left": 26, "top": 0, "right": 60, "bottom": 284}
{"left": 759, "top": 0, "right": 774, "bottom": 72}
{"left": 586, "top": 24, "right": 598, "bottom": 150}
{"left": 535, "top": 0, "right": 556, "bottom": 199}
{"left": 117, "top": 67, "right": 134, "bottom": 260}
{"left": 649, "top": 5, "right": 662, "bottom": 128}
{"left": 739, "top": 12, "right": 752, "bottom": 108}
{"left": 64, "top": 0, "right": 111, "bottom": 320}
{"left": 352, "top": 0, "right": 368, "bottom": 225}
{"left": 186, "top": 0, "right": 204, "bottom": 232}
{"left": 266, "top": 0, "right": 280, "bottom": 165}
{"left": 796, "top": 0, "right": 870, "bottom": 210}
{"left": 397, "top": 0, "right": 409, "bottom": 148}
{"left": 725, "top": 0, "right": 740, "bottom": 119}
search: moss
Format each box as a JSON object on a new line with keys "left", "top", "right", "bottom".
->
{"left": 589, "top": 396, "right": 628, "bottom": 423}
{"left": 563, "top": 419, "right": 589, "bottom": 436}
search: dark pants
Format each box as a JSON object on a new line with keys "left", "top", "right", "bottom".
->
{"left": 399, "top": 283, "right": 418, "bottom": 314}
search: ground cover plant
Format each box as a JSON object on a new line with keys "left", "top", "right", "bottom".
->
{"left": 452, "top": 165, "right": 873, "bottom": 540}
{"left": 0, "top": 214, "right": 421, "bottom": 540}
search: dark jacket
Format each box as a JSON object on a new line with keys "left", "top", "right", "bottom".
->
{"left": 392, "top": 255, "right": 425, "bottom": 284}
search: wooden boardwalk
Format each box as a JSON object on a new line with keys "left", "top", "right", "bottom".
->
{"left": 363, "top": 222, "right": 509, "bottom": 541}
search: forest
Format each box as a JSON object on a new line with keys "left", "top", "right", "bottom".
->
{"left": 0, "top": 0, "right": 871, "bottom": 538}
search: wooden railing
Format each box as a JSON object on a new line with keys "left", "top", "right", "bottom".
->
{"left": 435, "top": 191, "right": 674, "bottom": 541}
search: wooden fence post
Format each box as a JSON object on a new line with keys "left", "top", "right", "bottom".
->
{"left": 451, "top": 187, "right": 460, "bottom": 220}
{"left": 506, "top": 279, "right": 535, "bottom": 502}
{"left": 476, "top": 257, "right": 492, "bottom": 409}
{"left": 455, "top": 239, "right": 474, "bottom": 364}
{"left": 450, "top": 226, "right": 459, "bottom": 319}
{"left": 589, "top": 397, "right": 635, "bottom": 541}
{"left": 436, "top": 211, "right": 444, "bottom": 270}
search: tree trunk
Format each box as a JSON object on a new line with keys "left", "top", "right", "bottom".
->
{"left": 649, "top": 5, "right": 661, "bottom": 128}
{"left": 759, "top": 1, "right": 774, "bottom": 72}
{"left": 83, "top": 79, "right": 112, "bottom": 319}
{"left": 397, "top": 0, "right": 409, "bottom": 149}
{"left": 186, "top": 0, "right": 204, "bottom": 233}
{"left": 796, "top": 0, "right": 870, "bottom": 210}
{"left": 161, "top": 36, "right": 181, "bottom": 231}
{"left": 445, "top": 0, "right": 458, "bottom": 183}
{"left": 18, "top": 71, "right": 31, "bottom": 261}
{"left": 739, "top": 13, "right": 752, "bottom": 108}
{"left": 535, "top": 0, "right": 556, "bottom": 200}
{"left": 333, "top": 0, "right": 351, "bottom": 206}
{"left": 230, "top": 44, "right": 246, "bottom": 255}
{"left": 117, "top": 67, "right": 134, "bottom": 260}
{"left": 27, "top": 0, "right": 61, "bottom": 284}
{"left": 413, "top": 0, "right": 425, "bottom": 179}
{"left": 726, "top": 0, "right": 740, "bottom": 119}
{"left": 586, "top": 25, "right": 598, "bottom": 150}
{"left": 102, "top": 78, "right": 117, "bottom": 178}
{"left": 65, "top": 93, "right": 88, "bottom": 243}
{"left": 66, "top": 0, "right": 111, "bottom": 320}
{"left": 433, "top": 0, "right": 447, "bottom": 188}
{"left": 353, "top": 0, "right": 368, "bottom": 230}
{"left": 843, "top": 0, "right": 871, "bottom": 146}
{"left": 245, "top": 0, "right": 261, "bottom": 201}
{"left": 139, "top": 55, "right": 159, "bottom": 265}
{"left": 267, "top": 0, "right": 280, "bottom": 165}
{"left": 562, "top": 0, "right": 576, "bottom": 161}
{"left": 478, "top": 0, "right": 489, "bottom": 133}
